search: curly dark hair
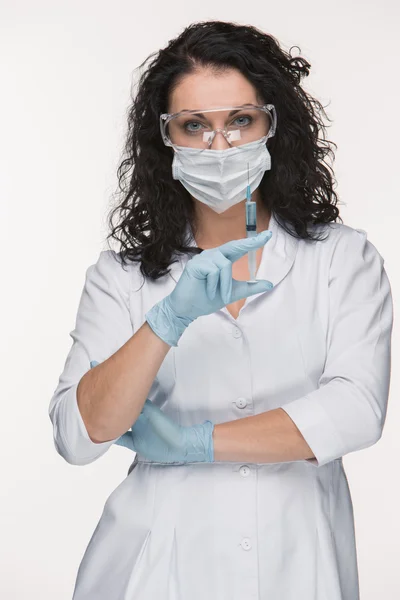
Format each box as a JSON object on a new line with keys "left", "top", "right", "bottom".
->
{"left": 106, "top": 20, "right": 342, "bottom": 280}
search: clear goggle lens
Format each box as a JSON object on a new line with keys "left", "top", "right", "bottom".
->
{"left": 164, "top": 107, "right": 272, "bottom": 150}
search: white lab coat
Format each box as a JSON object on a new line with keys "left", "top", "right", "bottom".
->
{"left": 49, "top": 211, "right": 393, "bottom": 600}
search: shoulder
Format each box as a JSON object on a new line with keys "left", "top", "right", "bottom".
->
{"left": 312, "top": 222, "right": 387, "bottom": 292}
{"left": 86, "top": 249, "right": 144, "bottom": 294}
{"left": 298, "top": 220, "right": 386, "bottom": 285}
{"left": 324, "top": 220, "right": 367, "bottom": 241}
{"left": 326, "top": 221, "right": 382, "bottom": 260}
{"left": 310, "top": 219, "right": 367, "bottom": 244}
{"left": 311, "top": 220, "right": 382, "bottom": 259}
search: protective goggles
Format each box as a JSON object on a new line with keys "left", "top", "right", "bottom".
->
{"left": 160, "top": 103, "right": 277, "bottom": 151}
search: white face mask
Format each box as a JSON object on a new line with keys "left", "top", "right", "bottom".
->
{"left": 171, "top": 137, "right": 272, "bottom": 214}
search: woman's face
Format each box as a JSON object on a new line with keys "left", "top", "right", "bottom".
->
{"left": 168, "top": 67, "right": 262, "bottom": 151}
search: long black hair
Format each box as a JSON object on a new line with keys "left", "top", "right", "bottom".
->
{"left": 106, "top": 20, "right": 341, "bottom": 280}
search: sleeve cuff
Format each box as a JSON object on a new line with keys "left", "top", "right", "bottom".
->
{"left": 280, "top": 395, "right": 345, "bottom": 468}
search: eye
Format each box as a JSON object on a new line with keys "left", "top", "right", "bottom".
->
{"left": 183, "top": 120, "right": 205, "bottom": 134}
{"left": 233, "top": 115, "right": 252, "bottom": 127}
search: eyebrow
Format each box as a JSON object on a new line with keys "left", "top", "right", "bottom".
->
{"left": 189, "top": 109, "right": 244, "bottom": 118}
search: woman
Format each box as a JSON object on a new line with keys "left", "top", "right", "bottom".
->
{"left": 49, "top": 20, "right": 393, "bottom": 600}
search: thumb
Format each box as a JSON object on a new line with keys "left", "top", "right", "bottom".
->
{"left": 114, "top": 431, "right": 135, "bottom": 450}
{"left": 230, "top": 279, "right": 273, "bottom": 302}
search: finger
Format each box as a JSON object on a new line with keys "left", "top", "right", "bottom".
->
{"left": 206, "top": 264, "right": 220, "bottom": 300}
{"left": 190, "top": 248, "right": 228, "bottom": 300}
{"left": 187, "top": 254, "right": 219, "bottom": 284}
{"left": 114, "top": 432, "right": 135, "bottom": 450}
{"left": 217, "top": 231, "right": 272, "bottom": 264}
{"left": 211, "top": 252, "right": 232, "bottom": 305}
{"left": 141, "top": 400, "right": 180, "bottom": 445}
{"left": 230, "top": 278, "right": 274, "bottom": 303}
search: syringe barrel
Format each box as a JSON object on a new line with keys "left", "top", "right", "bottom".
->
{"left": 246, "top": 201, "right": 257, "bottom": 231}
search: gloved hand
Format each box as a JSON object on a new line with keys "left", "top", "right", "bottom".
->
{"left": 113, "top": 399, "right": 214, "bottom": 463}
{"left": 145, "top": 230, "right": 273, "bottom": 346}
{"left": 89, "top": 360, "right": 213, "bottom": 463}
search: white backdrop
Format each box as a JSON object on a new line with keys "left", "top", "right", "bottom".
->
{"left": 1, "top": 1, "right": 398, "bottom": 598}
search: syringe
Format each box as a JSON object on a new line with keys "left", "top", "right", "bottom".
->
{"left": 245, "top": 163, "right": 257, "bottom": 282}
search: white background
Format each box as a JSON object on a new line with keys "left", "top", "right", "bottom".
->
{"left": 1, "top": 1, "right": 399, "bottom": 598}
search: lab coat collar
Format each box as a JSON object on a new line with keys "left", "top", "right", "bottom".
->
{"left": 169, "top": 210, "right": 299, "bottom": 314}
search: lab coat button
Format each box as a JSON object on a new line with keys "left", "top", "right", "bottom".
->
{"left": 232, "top": 327, "right": 242, "bottom": 338}
{"left": 241, "top": 538, "right": 252, "bottom": 550}
{"left": 235, "top": 397, "right": 247, "bottom": 408}
{"left": 239, "top": 465, "right": 250, "bottom": 477}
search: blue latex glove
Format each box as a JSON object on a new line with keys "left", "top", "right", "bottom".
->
{"left": 114, "top": 399, "right": 214, "bottom": 463}
{"left": 145, "top": 230, "right": 273, "bottom": 347}
{"left": 89, "top": 360, "right": 214, "bottom": 463}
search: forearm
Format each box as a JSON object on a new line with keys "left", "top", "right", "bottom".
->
{"left": 77, "top": 321, "right": 171, "bottom": 443}
{"left": 212, "top": 408, "right": 315, "bottom": 463}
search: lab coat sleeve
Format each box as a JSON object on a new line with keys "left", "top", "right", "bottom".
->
{"left": 48, "top": 250, "right": 134, "bottom": 466}
{"left": 281, "top": 226, "right": 393, "bottom": 467}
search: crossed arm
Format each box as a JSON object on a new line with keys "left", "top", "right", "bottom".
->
{"left": 212, "top": 408, "right": 315, "bottom": 463}
{"left": 52, "top": 231, "right": 391, "bottom": 468}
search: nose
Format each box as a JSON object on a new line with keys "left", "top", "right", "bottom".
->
{"left": 209, "top": 129, "right": 233, "bottom": 150}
